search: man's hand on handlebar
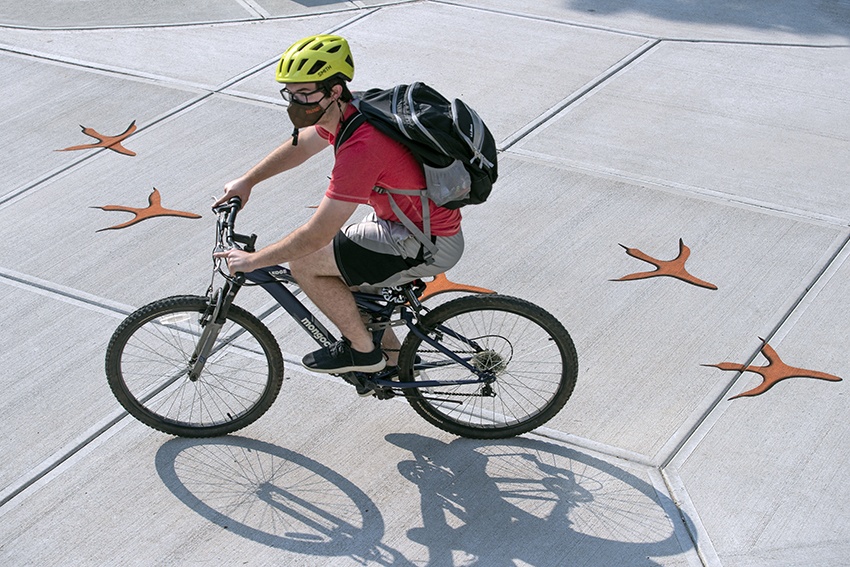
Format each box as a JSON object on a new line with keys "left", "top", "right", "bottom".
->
{"left": 213, "top": 177, "right": 253, "bottom": 209}
{"left": 213, "top": 248, "right": 257, "bottom": 275}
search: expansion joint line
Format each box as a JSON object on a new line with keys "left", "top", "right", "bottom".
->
{"left": 0, "top": 1, "right": 408, "bottom": 31}
{"left": 0, "top": 268, "right": 284, "bottom": 510}
{"left": 500, "top": 38, "right": 660, "bottom": 152}
{"left": 660, "top": 227, "right": 850, "bottom": 471}
{"left": 0, "top": 90, "right": 213, "bottom": 208}
{"left": 664, "top": 37, "right": 850, "bottom": 49}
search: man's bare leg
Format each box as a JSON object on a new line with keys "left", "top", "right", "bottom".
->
{"left": 289, "top": 244, "right": 376, "bottom": 354}
{"left": 356, "top": 305, "right": 403, "bottom": 366}
{"left": 381, "top": 329, "right": 402, "bottom": 367}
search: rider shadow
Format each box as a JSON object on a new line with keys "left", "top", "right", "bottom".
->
{"left": 386, "top": 433, "right": 695, "bottom": 566}
{"left": 155, "top": 436, "right": 414, "bottom": 566}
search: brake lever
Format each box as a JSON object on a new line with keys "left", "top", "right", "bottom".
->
{"left": 232, "top": 233, "right": 258, "bottom": 253}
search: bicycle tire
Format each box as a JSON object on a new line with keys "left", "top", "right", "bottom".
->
{"left": 105, "top": 295, "right": 284, "bottom": 437}
{"left": 397, "top": 295, "right": 577, "bottom": 439}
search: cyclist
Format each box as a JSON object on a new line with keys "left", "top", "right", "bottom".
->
{"left": 213, "top": 34, "right": 464, "bottom": 383}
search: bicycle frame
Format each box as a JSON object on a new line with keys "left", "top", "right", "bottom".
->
{"left": 243, "top": 266, "right": 495, "bottom": 391}
{"left": 210, "top": 199, "right": 495, "bottom": 394}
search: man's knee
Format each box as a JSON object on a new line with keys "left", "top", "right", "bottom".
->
{"left": 288, "top": 255, "right": 308, "bottom": 278}
{"left": 290, "top": 244, "right": 342, "bottom": 280}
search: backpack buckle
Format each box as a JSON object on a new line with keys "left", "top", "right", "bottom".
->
{"left": 422, "top": 248, "right": 436, "bottom": 266}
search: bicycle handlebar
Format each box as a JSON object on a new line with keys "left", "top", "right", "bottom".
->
{"left": 213, "top": 197, "right": 256, "bottom": 253}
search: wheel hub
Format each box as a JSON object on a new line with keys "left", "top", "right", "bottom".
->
{"left": 471, "top": 349, "right": 507, "bottom": 374}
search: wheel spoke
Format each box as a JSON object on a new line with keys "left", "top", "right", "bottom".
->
{"left": 398, "top": 295, "right": 577, "bottom": 439}
{"left": 106, "top": 296, "right": 283, "bottom": 437}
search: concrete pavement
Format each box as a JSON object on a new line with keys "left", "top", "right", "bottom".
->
{"left": 1, "top": 1, "right": 848, "bottom": 565}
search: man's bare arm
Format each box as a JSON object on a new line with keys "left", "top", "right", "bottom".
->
{"left": 215, "top": 127, "right": 328, "bottom": 207}
{"left": 213, "top": 196, "right": 358, "bottom": 273}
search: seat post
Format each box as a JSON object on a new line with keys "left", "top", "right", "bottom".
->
{"left": 403, "top": 284, "right": 425, "bottom": 312}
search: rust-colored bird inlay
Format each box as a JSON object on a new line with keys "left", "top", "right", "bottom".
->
{"left": 612, "top": 238, "right": 717, "bottom": 290}
{"left": 419, "top": 273, "right": 496, "bottom": 301}
{"left": 705, "top": 339, "right": 842, "bottom": 399}
{"left": 94, "top": 188, "right": 201, "bottom": 231}
{"left": 57, "top": 121, "right": 137, "bottom": 156}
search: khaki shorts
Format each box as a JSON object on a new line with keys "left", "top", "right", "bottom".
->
{"left": 333, "top": 212, "right": 464, "bottom": 289}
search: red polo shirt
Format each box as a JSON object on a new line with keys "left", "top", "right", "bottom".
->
{"left": 316, "top": 105, "right": 461, "bottom": 236}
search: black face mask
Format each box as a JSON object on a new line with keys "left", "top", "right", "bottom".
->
{"left": 287, "top": 98, "right": 330, "bottom": 129}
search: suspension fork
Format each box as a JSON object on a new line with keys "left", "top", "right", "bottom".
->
{"left": 188, "top": 274, "right": 245, "bottom": 381}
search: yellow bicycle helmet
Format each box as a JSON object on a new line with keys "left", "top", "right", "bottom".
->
{"left": 276, "top": 34, "right": 354, "bottom": 83}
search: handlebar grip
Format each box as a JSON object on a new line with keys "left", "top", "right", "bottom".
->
{"left": 212, "top": 195, "right": 243, "bottom": 214}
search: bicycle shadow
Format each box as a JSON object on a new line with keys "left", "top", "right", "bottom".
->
{"left": 386, "top": 433, "right": 695, "bottom": 566}
{"left": 154, "top": 436, "right": 414, "bottom": 566}
{"left": 155, "top": 434, "right": 694, "bottom": 566}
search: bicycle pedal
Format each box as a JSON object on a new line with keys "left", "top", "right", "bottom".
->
{"left": 356, "top": 384, "right": 376, "bottom": 397}
{"left": 372, "top": 388, "right": 395, "bottom": 400}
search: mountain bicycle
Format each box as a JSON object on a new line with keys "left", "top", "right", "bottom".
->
{"left": 105, "top": 198, "right": 578, "bottom": 439}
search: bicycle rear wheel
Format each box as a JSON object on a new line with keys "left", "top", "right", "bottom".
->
{"left": 106, "top": 295, "right": 284, "bottom": 437}
{"left": 397, "top": 295, "right": 577, "bottom": 439}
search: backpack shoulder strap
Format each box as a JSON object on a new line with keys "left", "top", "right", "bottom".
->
{"left": 373, "top": 187, "right": 438, "bottom": 265}
{"left": 333, "top": 108, "right": 367, "bottom": 155}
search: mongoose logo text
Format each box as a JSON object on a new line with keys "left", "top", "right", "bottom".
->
{"left": 301, "top": 318, "right": 332, "bottom": 347}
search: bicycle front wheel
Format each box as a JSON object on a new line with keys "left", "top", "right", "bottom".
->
{"left": 397, "top": 295, "right": 577, "bottom": 439}
{"left": 106, "top": 295, "right": 284, "bottom": 437}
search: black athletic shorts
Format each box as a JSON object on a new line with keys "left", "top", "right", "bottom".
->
{"left": 333, "top": 213, "right": 464, "bottom": 288}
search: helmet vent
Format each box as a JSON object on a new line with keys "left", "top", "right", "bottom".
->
{"left": 308, "top": 60, "right": 327, "bottom": 75}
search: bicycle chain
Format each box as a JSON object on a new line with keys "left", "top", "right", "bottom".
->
{"left": 395, "top": 349, "right": 496, "bottom": 398}
{"left": 420, "top": 390, "right": 490, "bottom": 397}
